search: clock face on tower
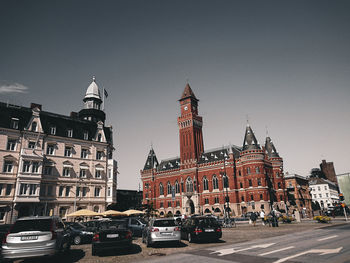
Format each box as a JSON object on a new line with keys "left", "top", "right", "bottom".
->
{"left": 184, "top": 106, "right": 188, "bottom": 110}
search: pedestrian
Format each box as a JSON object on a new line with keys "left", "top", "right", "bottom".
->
{"left": 250, "top": 211, "right": 257, "bottom": 227}
{"left": 260, "top": 210, "right": 265, "bottom": 225}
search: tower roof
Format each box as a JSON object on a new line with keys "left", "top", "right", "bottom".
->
{"left": 143, "top": 148, "right": 159, "bottom": 170}
{"left": 180, "top": 83, "right": 198, "bottom": 101}
{"left": 265, "top": 136, "right": 279, "bottom": 157}
{"left": 242, "top": 124, "right": 261, "bottom": 150}
{"left": 84, "top": 76, "right": 101, "bottom": 101}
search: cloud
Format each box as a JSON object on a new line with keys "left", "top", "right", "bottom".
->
{"left": 0, "top": 83, "right": 29, "bottom": 94}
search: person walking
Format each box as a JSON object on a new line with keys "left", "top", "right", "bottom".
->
{"left": 260, "top": 210, "right": 265, "bottom": 225}
{"left": 250, "top": 211, "right": 257, "bottom": 227}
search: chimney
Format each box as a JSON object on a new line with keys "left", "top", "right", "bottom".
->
{"left": 30, "top": 103, "right": 42, "bottom": 110}
{"left": 70, "top": 112, "right": 78, "bottom": 118}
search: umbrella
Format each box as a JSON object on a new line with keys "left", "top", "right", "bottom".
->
{"left": 101, "top": 210, "right": 127, "bottom": 216}
{"left": 124, "top": 209, "right": 146, "bottom": 216}
{"left": 66, "top": 209, "right": 101, "bottom": 217}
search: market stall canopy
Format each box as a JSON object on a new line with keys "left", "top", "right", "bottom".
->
{"left": 124, "top": 209, "right": 146, "bottom": 216}
{"left": 66, "top": 209, "right": 101, "bottom": 217}
{"left": 101, "top": 210, "right": 126, "bottom": 216}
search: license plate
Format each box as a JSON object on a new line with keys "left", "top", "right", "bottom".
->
{"left": 205, "top": 229, "right": 214, "bottom": 232}
{"left": 107, "top": 234, "right": 119, "bottom": 238}
{"left": 161, "top": 232, "right": 172, "bottom": 235}
{"left": 21, "top": 236, "right": 38, "bottom": 241}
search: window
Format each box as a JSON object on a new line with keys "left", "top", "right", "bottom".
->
{"left": 5, "top": 185, "right": 11, "bottom": 195}
{"left": 59, "top": 186, "right": 64, "bottom": 197}
{"left": 203, "top": 177, "right": 209, "bottom": 191}
{"left": 319, "top": 194, "right": 322, "bottom": 198}
{"left": 186, "top": 177, "right": 193, "bottom": 192}
{"left": 260, "top": 194, "right": 263, "bottom": 200}
{"left": 96, "top": 151, "right": 103, "bottom": 160}
{"left": 65, "top": 186, "right": 70, "bottom": 197}
{"left": 94, "top": 187, "right": 100, "bottom": 197}
{"left": 239, "top": 170, "right": 241, "bottom": 176}
{"left": 212, "top": 175, "right": 219, "bottom": 189}
{"left": 3, "top": 161, "right": 13, "bottom": 173}
{"left": 257, "top": 178, "right": 261, "bottom": 186}
{"left": 67, "top": 129, "right": 73, "bottom": 138}
{"left": 159, "top": 183, "right": 164, "bottom": 196}
{"left": 27, "top": 141, "right": 35, "bottom": 149}
{"left": 22, "top": 161, "right": 30, "bottom": 173}
{"left": 167, "top": 182, "right": 172, "bottom": 196}
{"left": 318, "top": 186, "right": 321, "bottom": 191}
{"left": 279, "top": 195, "right": 283, "bottom": 201}
{"left": 247, "top": 167, "right": 251, "bottom": 174}
{"left": 64, "top": 147, "right": 72, "bottom": 157}
{"left": 223, "top": 175, "right": 228, "bottom": 188}
{"left": 326, "top": 193, "right": 329, "bottom": 197}
{"left": 81, "top": 149, "right": 88, "bottom": 159}
{"left": 255, "top": 167, "right": 260, "bottom": 173}
{"left": 43, "top": 166, "right": 52, "bottom": 175}
{"left": 168, "top": 201, "right": 172, "bottom": 207}
{"left": 324, "top": 186, "right": 327, "bottom": 190}
{"left": 19, "top": 184, "right": 28, "bottom": 195}
{"left": 50, "top": 126, "right": 56, "bottom": 135}
{"left": 79, "top": 169, "right": 86, "bottom": 178}
{"left": 175, "top": 181, "right": 180, "bottom": 193}
{"left": 83, "top": 187, "right": 87, "bottom": 197}
{"left": 108, "top": 169, "right": 112, "bottom": 179}
{"left": 278, "top": 182, "right": 282, "bottom": 189}
{"left": 95, "top": 170, "right": 102, "bottom": 178}
{"left": 29, "top": 184, "right": 37, "bottom": 195}
{"left": 76, "top": 187, "right": 81, "bottom": 197}
{"left": 108, "top": 187, "right": 111, "bottom": 197}
{"left": 31, "top": 121, "right": 37, "bottom": 132}
{"left": 176, "top": 201, "right": 180, "bottom": 207}
{"left": 251, "top": 195, "right": 254, "bottom": 201}
{"left": 214, "top": 197, "right": 220, "bottom": 203}
{"left": 97, "top": 134, "right": 102, "bottom": 142}
{"left": 7, "top": 139, "right": 16, "bottom": 151}
{"left": 11, "top": 118, "right": 19, "bottom": 129}
{"left": 204, "top": 198, "right": 209, "bottom": 204}
{"left": 160, "top": 202, "right": 163, "bottom": 208}
{"left": 248, "top": 179, "right": 252, "bottom": 187}
{"left": 241, "top": 196, "right": 244, "bottom": 202}
{"left": 63, "top": 168, "right": 70, "bottom": 177}
{"left": 314, "top": 194, "right": 316, "bottom": 198}
{"left": 47, "top": 144, "right": 55, "bottom": 155}
{"left": 240, "top": 182, "right": 243, "bottom": 188}
{"left": 0, "top": 184, "right": 3, "bottom": 195}
{"left": 83, "top": 131, "right": 89, "bottom": 140}
{"left": 32, "top": 162, "right": 39, "bottom": 173}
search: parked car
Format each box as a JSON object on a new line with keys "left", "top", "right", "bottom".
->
{"left": 124, "top": 217, "right": 147, "bottom": 237}
{"left": 142, "top": 218, "right": 180, "bottom": 247}
{"left": 91, "top": 219, "right": 132, "bottom": 256}
{"left": 66, "top": 222, "right": 94, "bottom": 245}
{"left": 181, "top": 216, "right": 222, "bottom": 243}
{"left": 1, "top": 216, "right": 71, "bottom": 261}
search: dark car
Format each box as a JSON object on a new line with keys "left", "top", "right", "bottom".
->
{"left": 125, "top": 217, "right": 147, "bottom": 237}
{"left": 181, "top": 216, "right": 222, "bottom": 243}
{"left": 91, "top": 219, "right": 132, "bottom": 256}
{"left": 66, "top": 222, "right": 94, "bottom": 245}
{"left": 2, "top": 216, "right": 71, "bottom": 261}
{"left": 83, "top": 220, "right": 102, "bottom": 233}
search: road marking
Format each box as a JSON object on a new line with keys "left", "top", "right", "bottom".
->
{"left": 317, "top": 235, "right": 338, "bottom": 241}
{"left": 210, "top": 243, "right": 275, "bottom": 256}
{"left": 259, "top": 246, "right": 295, "bottom": 256}
{"left": 273, "top": 247, "right": 343, "bottom": 263}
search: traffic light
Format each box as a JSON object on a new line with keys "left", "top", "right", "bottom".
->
{"left": 339, "top": 193, "right": 344, "bottom": 201}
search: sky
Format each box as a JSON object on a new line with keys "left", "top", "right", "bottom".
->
{"left": 1, "top": 0, "right": 350, "bottom": 190}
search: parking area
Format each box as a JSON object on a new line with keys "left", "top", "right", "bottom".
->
{"left": 9, "top": 220, "right": 340, "bottom": 263}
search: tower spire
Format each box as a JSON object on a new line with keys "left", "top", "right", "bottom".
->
{"left": 242, "top": 123, "right": 260, "bottom": 151}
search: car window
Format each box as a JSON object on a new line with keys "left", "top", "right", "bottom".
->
{"left": 11, "top": 219, "right": 52, "bottom": 233}
{"left": 197, "top": 218, "right": 219, "bottom": 227}
{"left": 131, "top": 219, "right": 139, "bottom": 225}
{"left": 99, "top": 220, "right": 127, "bottom": 230}
{"left": 153, "top": 220, "right": 175, "bottom": 227}
{"left": 138, "top": 218, "right": 147, "bottom": 224}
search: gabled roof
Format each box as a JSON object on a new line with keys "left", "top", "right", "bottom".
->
{"left": 198, "top": 145, "right": 241, "bottom": 164}
{"left": 265, "top": 137, "right": 279, "bottom": 157}
{"left": 143, "top": 148, "right": 159, "bottom": 170}
{"left": 242, "top": 124, "right": 260, "bottom": 151}
{"left": 179, "top": 83, "right": 198, "bottom": 101}
{"left": 0, "top": 102, "right": 112, "bottom": 144}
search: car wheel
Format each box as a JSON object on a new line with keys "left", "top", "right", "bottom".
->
{"left": 188, "top": 233, "right": 193, "bottom": 243}
{"left": 73, "top": 236, "right": 81, "bottom": 245}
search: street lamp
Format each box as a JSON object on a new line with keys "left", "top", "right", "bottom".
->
{"left": 220, "top": 150, "right": 230, "bottom": 221}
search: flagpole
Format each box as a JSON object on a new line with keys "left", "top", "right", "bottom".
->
{"left": 102, "top": 86, "right": 105, "bottom": 112}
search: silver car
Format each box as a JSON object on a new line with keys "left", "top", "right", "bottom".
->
{"left": 142, "top": 218, "right": 181, "bottom": 247}
{"left": 2, "top": 216, "right": 71, "bottom": 261}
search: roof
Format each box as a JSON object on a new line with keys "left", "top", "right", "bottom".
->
{"left": 198, "top": 145, "right": 241, "bottom": 164}
{"left": 143, "top": 148, "right": 159, "bottom": 170}
{"left": 265, "top": 137, "right": 279, "bottom": 157}
{"left": 84, "top": 76, "right": 101, "bottom": 100}
{"left": 179, "top": 83, "right": 198, "bottom": 101}
{"left": 158, "top": 157, "right": 180, "bottom": 171}
{"left": 242, "top": 124, "right": 260, "bottom": 151}
{"left": 309, "top": 178, "right": 338, "bottom": 188}
{"left": 0, "top": 102, "right": 112, "bottom": 144}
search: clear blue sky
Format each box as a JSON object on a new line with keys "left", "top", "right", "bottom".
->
{"left": 1, "top": 0, "right": 349, "bottom": 190}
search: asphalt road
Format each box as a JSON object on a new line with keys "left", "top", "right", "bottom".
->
{"left": 139, "top": 223, "right": 350, "bottom": 263}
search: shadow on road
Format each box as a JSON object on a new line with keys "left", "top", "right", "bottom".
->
{"left": 150, "top": 241, "right": 187, "bottom": 248}
{"left": 96, "top": 244, "right": 142, "bottom": 257}
{"left": 17, "top": 249, "right": 85, "bottom": 263}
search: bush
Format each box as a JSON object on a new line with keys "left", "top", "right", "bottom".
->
{"left": 313, "top": 216, "right": 331, "bottom": 223}
{"left": 278, "top": 215, "right": 295, "bottom": 223}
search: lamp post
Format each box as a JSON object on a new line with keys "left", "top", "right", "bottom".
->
{"left": 220, "top": 150, "right": 230, "bottom": 221}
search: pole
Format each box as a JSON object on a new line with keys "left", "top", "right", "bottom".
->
{"left": 343, "top": 206, "right": 348, "bottom": 221}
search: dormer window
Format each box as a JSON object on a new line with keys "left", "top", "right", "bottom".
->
{"left": 83, "top": 131, "right": 89, "bottom": 140}
{"left": 97, "top": 134, "right": 102, "bottom": 142}
{"left": 31, "top": 122, "right": 37, "bottom": 132}
{"left": 28, "top": 141, "right": 36, "bottom": 149}
{"left": 50, "top": 126, "right": 56, "bottom": 135}
{"left": 11, "top": 118, "right": 19, "bottom": 129}
{"left": 67, "top": 129, "right": 73, "bottom": 138}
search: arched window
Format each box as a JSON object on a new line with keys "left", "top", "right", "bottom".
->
{"left": 255, "top": 167, "right": 260, "bottom": 174}
{"left": 186, "top": 177, "right": 193, "bottom": 193}
{"left": 203, "top": 176, "right": 209, "bottom": 191}
{"left": 159, "top": 183, "right": 164, "bottom": 196}
{"left": 223, "top": 175, "right": 229, "bottom": 188}
{"left": 278, "top": 182, "right": 282, "bottom": 189}
{"left": 204, "top": 208, "right": 211, "bottom": 214}
{"left": 167, "top": 182, "right": 172, "bottom": 195}
{"left": 212, "top": 175, "right": 219, "bottom": 189}
{"left": 175, "top": 180, "right": 180, "bottom": 193}
{"left": 247, "top": 167, "right": 251, "bottom": 174}
{"left": 31, "top": 121, "right": 37, "bottom": 132}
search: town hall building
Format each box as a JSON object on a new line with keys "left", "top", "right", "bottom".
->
{"left": 141, "top": 84, "right": 286, "bottom": 217}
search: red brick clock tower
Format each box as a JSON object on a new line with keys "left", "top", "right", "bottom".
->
{"left": 177, "top": 84, "right": 204, "bottom": 165}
